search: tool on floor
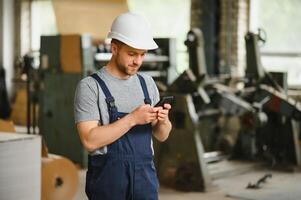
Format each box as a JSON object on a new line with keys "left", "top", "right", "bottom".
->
{"left": 246, "top": 173, "right": 272, "bottom": 189}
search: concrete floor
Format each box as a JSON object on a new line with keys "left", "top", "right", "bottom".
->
{"left": 73, "top": 167, "right": 301, "bottom": 200}
{"left": 13, "top": 126, "right": 301, "bottom": 199}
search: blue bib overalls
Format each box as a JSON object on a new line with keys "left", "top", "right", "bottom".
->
{"left": 86, "top": 73, "right": 159, "bottom": 200}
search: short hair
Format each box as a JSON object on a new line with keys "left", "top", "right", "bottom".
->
{"left": 111, "top": 39, "right": 125, "bottom": 47}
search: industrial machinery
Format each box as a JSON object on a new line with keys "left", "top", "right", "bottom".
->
{"left": 155, "top": 28, "right": 258, "bottom": 192}
{"left": 155, "top": 92, "right": 213, "bottom": 191}
{"left": 155, "top": 28, "right": 301, "bottom": 192}
{"left": 38, "top": 34, "right": 94, "bottom": 167}
{"left": 155, "top": 69, "right": 260, "bottom": 192}
{"left": 233, "top": 31, "right": 301, "bottom": 167}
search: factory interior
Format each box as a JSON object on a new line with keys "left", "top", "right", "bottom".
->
{"left": 2, "top": 0, "right": 301, "bottom": 199}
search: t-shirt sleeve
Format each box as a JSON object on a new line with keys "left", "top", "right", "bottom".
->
{"left": 74, "top": 79, "right": 100, "bottom": 124}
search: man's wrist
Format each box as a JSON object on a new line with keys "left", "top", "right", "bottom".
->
{"left": 157, "top": 118, "right": 171, "bottom": 126}
{"left": 125, "top": 113, "right": 137, "bottom": 127}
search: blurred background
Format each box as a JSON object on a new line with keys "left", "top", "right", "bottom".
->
{"left": 1, "top": 0, "right": 301, "bottom": 199}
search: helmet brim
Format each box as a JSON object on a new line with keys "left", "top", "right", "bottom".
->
{"left": 108, "top": 31, "right": 158, "bottom": 50}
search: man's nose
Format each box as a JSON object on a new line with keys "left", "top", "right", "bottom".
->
{"left": 133, "top": 55, "right": 143, "bottom": 65}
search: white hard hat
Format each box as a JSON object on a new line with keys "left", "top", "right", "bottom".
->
{"left": 108, "top": 12, "right": 158, "bottom": 50}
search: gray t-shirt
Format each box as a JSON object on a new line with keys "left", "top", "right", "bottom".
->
{"left": 74, "top": 67, "right": 160, "bottom": 154}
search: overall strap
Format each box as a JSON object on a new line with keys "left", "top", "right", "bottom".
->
{"left": 90, "top": 73, "right": 117, "bottom": 118}
{"left": 137, "top": 74, "right": 152, "bottom": 105}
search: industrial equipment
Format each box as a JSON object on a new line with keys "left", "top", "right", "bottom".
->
{"left": 234, "top": 31, "right": 301, "bottom": 167}
{"left": 38, "top": 34, "right": 94, "bottom": 167}
{"left": 155, "top": 93, "right": 213, "bottom": 191}
{"left": 39, "top": 73, "right": 84, "bottom": 166}
{"left": 155, "top": 29, "right": 257, "bottom": 192}
{"left": 155, "top": 28, "right": 301, "bottom": 192}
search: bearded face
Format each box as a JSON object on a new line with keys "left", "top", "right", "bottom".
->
{"left": 111, "top": 41, "right": 147, "bottom": 78}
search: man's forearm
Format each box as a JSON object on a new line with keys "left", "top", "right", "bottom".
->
{"left": 152, "top": 119, "right": 172, "bottom": 142}
{"left": 85, "top": 114, "right": 136, "bottom": 151}
{"left": 80, "top": 104, "right": 159, "bottom": 152}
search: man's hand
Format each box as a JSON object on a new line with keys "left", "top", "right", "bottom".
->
{"left": 129, "top": 104, "right": 160, "bottom": 125}
{"left": 156, "top": 104, "right": 171, "bottom": 123}
{"left": 77, "top": 104, "right": 162, "bottom": 152}
{"left": 152, "top": 103, "right": 172, "bottom": 142}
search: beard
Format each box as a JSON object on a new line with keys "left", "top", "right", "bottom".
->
{"left": 116, "top": 57, "right": 140, "bottom": 76}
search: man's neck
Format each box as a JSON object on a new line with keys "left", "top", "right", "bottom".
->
{"left": 106, "top": 62, "right": 130, "bottom": 80}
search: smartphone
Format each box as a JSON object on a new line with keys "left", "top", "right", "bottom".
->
{"left": 155, "top": 95, "right": 174, "bottom": 107}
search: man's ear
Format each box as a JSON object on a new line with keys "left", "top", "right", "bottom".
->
{"left": 111, "top": 42, "right": 118, "bottom": 56}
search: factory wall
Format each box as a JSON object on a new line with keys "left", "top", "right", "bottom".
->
{"left": 52, "top": 0, "right": 128, "bottom": 40}
{"left": 190, "top": 0, "right": 250, "bottom": 77}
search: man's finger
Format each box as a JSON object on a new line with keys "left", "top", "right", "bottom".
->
{"left": 163, "top": 104, "right": 171, "bottom": 109}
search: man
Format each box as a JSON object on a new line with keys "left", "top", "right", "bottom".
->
{"left": 74, "top": 12, "right": 172, "bottom": 200}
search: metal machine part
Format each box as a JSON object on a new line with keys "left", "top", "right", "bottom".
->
{"left": 157, "top": 28, "right": 301, "bottom": 192}
{"left": 241, "top": 30, "right": 301, "bottom": 167}
{"left": 155, "top": 29, "right": 263, "bottom": 191}
{"left": 185, "top": 28, "right": 208, "bottom": 77}
{"left": 245, "top": 30, "right": 266, "bottom": 81}
{"left": 245, "top": 30, "right": 284, "bottom": 92}
{"left": 168, "top": 69, "right": 210, "bottom": 105}
{"left": 158, "top": 68, "right": 257, "bottom": 192}
{"left": 154, "top": 94, "right": 213, "bottom": 192}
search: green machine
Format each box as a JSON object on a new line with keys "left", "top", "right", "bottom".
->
{"left": 38, "top": 34, "right": 94, "bottom": 167}
{"left": 38, "top": 73, "right": 85, "bottom": 166}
